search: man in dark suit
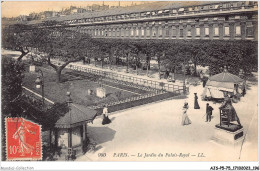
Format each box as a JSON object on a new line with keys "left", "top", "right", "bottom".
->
{"left": 206, "top": 103, "right": 214, "bottom": 122}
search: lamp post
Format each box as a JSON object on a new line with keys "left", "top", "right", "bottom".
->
{"left": 66, "top": 92, "right": 73, "bottom": 160}
{"left": 34, "top": 69, "right": 44, "bottom": 109}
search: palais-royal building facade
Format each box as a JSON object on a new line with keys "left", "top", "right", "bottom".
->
{"left": 31, "top": 1, "right": 258, "bottom": 41}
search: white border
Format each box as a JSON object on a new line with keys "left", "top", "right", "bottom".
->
{"left": 1, "top": 0, "right": 259, "bottom": 170}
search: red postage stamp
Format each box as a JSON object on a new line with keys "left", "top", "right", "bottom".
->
{"left": 5, "top": 117, "right": 42, "bottom": 160}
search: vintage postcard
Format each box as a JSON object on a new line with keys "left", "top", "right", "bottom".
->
{"left": 1, "top": 0, "right": 259, "bottom": 170}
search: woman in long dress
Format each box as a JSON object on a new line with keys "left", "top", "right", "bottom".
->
{"left": 102, "top": 105, "right": 111, "bottom": 125}
{"left": 13, "top": 119, "right": 35, "bottom": 156}
{"left": 181, "top": 102, "right": 192, "bottom": 126}
{"left": 194, "top": 93, "right": 200, "bottom": 109}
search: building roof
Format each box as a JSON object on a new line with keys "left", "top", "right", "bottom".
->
{"left": 55, "top": 103, "right": 97, "bottom": 128}
{"left": 209, "top": 70, "right": 243, "bottom": 83}
{"left": 28, "top": 1, "right": 224, "bottom": 24}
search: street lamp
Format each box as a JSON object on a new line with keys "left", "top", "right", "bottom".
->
{"left": 66, "top": 92, "right": 73, "bottom": 160}
{"left": 34, "top": 69, "right": 44, "bottom": 109}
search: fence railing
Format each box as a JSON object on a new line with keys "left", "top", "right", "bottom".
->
{"left": 89, "top": 90, "right": 166, "bottom": 110}
{"left": 51, "top": 61, "right": 183, "bottom": 93}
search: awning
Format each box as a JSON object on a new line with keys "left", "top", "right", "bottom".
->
{"left": 209, "top": 71, "right": 243, "bottom": 84}
{"left": 55, "top": 103, "right": 97, "bottom": 129}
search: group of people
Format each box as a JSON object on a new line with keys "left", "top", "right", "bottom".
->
{"left": 181, "top": 93, "right": 214, "bottom": 126}
{"left": 182, "top": 92, "right": 241, "bottom": 126}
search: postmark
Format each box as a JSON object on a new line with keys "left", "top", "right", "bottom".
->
{"left": 5, "top": 117, "right": 42, "bottom": 161}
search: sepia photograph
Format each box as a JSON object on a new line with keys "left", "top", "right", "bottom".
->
{"left": 1, "top": 0, "right": 259, "bottom": 170}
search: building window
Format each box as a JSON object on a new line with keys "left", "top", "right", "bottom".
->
{"left": 141, "top": 28, "right": 145, "bottom": 36}
{"left": 172, "top": 29, "right": 177, "bottom": 37}
{"left": 205, "top": 27, "right": 209, "bottom": 36}
{"left": 126, "top": 29, "right": 129, "bottom": 37}
{"left": 224, "top": 26, "right": 230, "bottom": 36}
{"left": 131, "top": 28, "right": 134, "bottom": 36}
{"left": 146, "top": 28, "right": 150, "bottom": 36}
{"left": 117, "top": 29, "right": 120, "bottom": 37}
{"left": 179, "top": 29, "right": 184, "bottom": 37}
{"left": 235, "top": 16, "right": 240, "bottom": 19}
{"left": 196, "top": 27, "right": 200, "bottom": 36}
{"left": 187, "top": 29, "right": 192, "bottom": 37}
{"left": 235, "top": 26, "right": 241, "bottom": 36}
{"left": 165, "top": 28, "right": 169, "bottom": 37}
{"left": 136, "top": 28, "right": 139, "bottom": 36}
{"left": 113, "top": 29, "right": 116, "bottom": 37}
{"left": 225, "top": 16, "right": 229, "bottom": 21}
{"left": 152, "top": 28, "right": 156, "bottom": 37}
{"left": 214, "top": 27, "right": 219, "bottom": 36}
{"left": 158, "top": 27, "right": 162, "bottom": 37}
{"left": 246, "top": 26, "right": 253, "bottom": 37}
{"left": 121, "top": 28, "right": 124, "bottom": 37}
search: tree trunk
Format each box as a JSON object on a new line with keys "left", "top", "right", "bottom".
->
{"left": 126, "top": 53, "right": 129, "bottom": 73}
{"left": 194, "top": 61, "right": 197, "bottom": 76}
{"left": 49, "top": 129, "right": 52, "bottom": 150}
{"left": 56, "top": 68, "right": 62, "bottom": 83}
{"left": 136, "top": 63, "right": 138, "bottom": 75}
{"left": 101, "top": 60, "right": 103, "bottom": 68}
{"left": 146, "top": 60, "right": 149, "bottom": 76}
{"left": 158, "top": 61, "right": 161, "bottom": 79}
{"left": 109, "top": 57, "right": 112, "bottom": 70}
{"left": 17, "top": 50, "right": 29, "bottom": 61}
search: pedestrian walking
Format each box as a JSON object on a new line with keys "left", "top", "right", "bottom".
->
{"left": 181, "top": 102, "right": 191, "bottom": 126}
{"left": 102, "top": 105, "right": 111, "bottom": 125}
{"left": 206, "top": 103, "right": 214, "bottom": 122}
{"left": 242, "top": 81, "right": 246, "bottom": 97}
{"left": 194, "top": 93, "right": 200, "bottom": 109}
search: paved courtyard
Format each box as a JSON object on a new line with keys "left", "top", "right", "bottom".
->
{"left": 2, "top": 49, "right": 258, "bottom": 162}
{"left": 77, "top": 77, "right": 258, "bottom": 161}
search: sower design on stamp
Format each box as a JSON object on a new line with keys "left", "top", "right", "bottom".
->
{"left": 6, "top": 117, "right": 42, "bottom": 160}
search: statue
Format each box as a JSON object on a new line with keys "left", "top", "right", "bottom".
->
{"left": 219, "top": 93, "right": 242, "bottom": 127}
{"left": 213, "top": 93, "right": 244, "bottom": 145}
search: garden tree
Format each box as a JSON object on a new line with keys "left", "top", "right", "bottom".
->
{"left": 117, "top": 40, "right": 133, "bottom": 73}
{"left": 189, "top": 42, "right": 208, "bottom": 76}
{"left": 139, "top": 40, "right": 157, "bottom": 76}
{"left": 2, "top": 57, "right": 25, "bottom": 117}
{"left": 125, "top": 41, "right": 141, "bottom": 75}
{"left": 202, "top": 40, "right": 258, "bottom": 76}
{"left": 1, "top": 57, "right": 25, "bottom": 160}
{"left": 2, "top": 24, "right": 34, "bottom": 61}
{"left": 38, "top": 27, "right": 93, "bottom": 83}
{"left": 152, "top": 41, "right": 169, "bottom": 79}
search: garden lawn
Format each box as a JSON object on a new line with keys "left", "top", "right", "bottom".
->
{"left": 22, "top": 65, "right": 141, "bottom": 107}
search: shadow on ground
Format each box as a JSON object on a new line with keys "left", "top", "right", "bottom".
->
{"left": 88, "top": 126, "right": 116, "bottom": 145}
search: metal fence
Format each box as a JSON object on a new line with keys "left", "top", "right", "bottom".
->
{"left": 51, "top": 61, "right": 183, "bottom": 93}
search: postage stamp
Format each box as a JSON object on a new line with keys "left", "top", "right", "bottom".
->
{"left": 5, "top": 117, "right": 42, "bottom": 161}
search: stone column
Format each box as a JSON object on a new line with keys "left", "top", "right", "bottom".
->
{"left": 219, "top": 23, "right": 224, "bottom": 40}
{"left": 241, "top": 22, "right": 246, "bottom": 40}
{"left": 229, "top": 23, "right": 235, "bottom": 40}
{"left": 209, "top": 23, "right": 214, "bottom": 39}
